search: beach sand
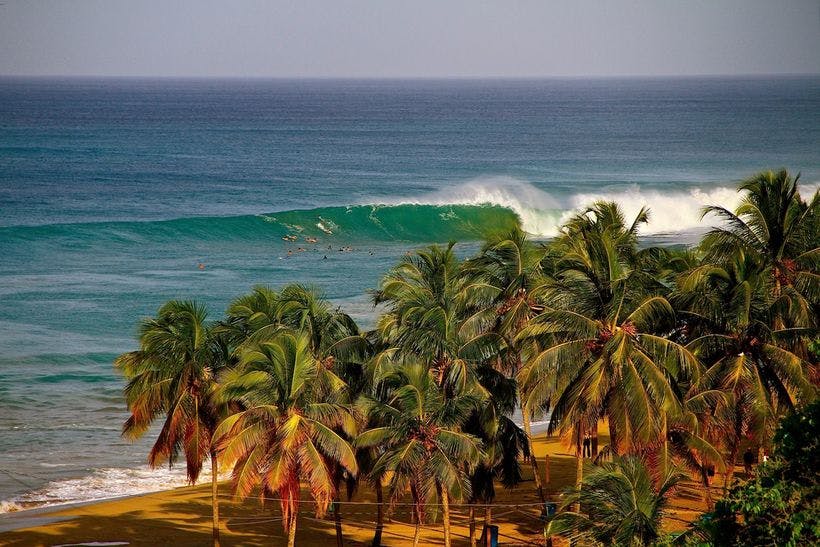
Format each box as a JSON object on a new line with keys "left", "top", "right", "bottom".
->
{"left": 0, "top": 431, "right": 717, "bottom": 546}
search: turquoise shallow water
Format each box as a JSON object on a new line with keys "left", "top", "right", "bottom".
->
{"left": 1, "top": 76, "right": 819, "bottom": 509}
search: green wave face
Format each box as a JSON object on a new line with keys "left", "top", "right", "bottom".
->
{"left": 0, "top": 204, "right": 523, "bottom": 247}
{"left": 262, "top": 204, "right": 522, "bottom": 242}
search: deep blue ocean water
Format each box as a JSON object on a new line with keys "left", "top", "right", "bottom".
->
{"left": 1, "top": 76, "right": 819, "bottom": 509}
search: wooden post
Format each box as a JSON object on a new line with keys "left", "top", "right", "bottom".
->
{"left": 469, "top": 505, "right": 477, "bottom": 547}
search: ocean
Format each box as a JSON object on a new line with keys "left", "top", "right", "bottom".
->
{"left": 1, "top": 76, "right": 819, "bottom": 511}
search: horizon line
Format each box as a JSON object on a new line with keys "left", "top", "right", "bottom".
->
{"left": 2, "top": 72, "right": 819, "bottom": 81}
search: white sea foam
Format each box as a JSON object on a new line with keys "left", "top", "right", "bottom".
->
{"left": 379, "top": 176, "right": 819, "bottom": 237}
{"left": 562, "top": 184, "right": 745, "bottom": 235}
{"left": 0, "top": 500, "right": 23, "bottom": 513}
{"left": 0, "top": 465, "right": 218, "bottom": 514}
{"left": 378, "top": 176, "right": 563, "bottom": 236}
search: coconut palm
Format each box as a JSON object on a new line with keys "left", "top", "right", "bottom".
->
{"left": 461, "top": 227, "right": 547, "bottom": 369}
{"left": 357, "top": 363, "right": 484, "bottom": 547}
{"left": 462, "top": 227, "right": 549, "bottom": 501}
{"left": 116, "top": 300, "right": 228, "bottom": 547}
{"left": 675, "top": 251, "right": 815, "bottom": 490}
{"left": 702, "top": 169, "right": 820, "bottom": 326}
{"left": 376, "top": 242, "right": 527, "bottom": 544}
{"left": 217, "top": 285, "right": 282, "bottom": 346}
{"left": 658, "top": 384, "right": 730, "bottom": 510}
{"left": 328, "top": 330, "right": 396, "bottom": 547}
{"left": 547, "top": 455, "right": 686, "bottom": 546}
{"left": 276, "top": 284, "right": 361, "bottom": 546}
{"left": 213, "top": 330, "right": 358, "bottom": 547}
{"left": 465, "top": 363, "right": 529, "bottom": 546}
{"left": 278, "top": 284, "right": 361, "bottom": 357}
{"left": 219, "top": 284, "right": 361, "bottom": 546}
{"left": 519, "top": 204, "right": 698, "bottom": 493}
{"left": 373, "top": 243, "right": 498, "bottom": 394}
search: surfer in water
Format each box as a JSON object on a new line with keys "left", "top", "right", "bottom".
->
{"left": 316, "top": 217, "right": 333, "bottom": 235}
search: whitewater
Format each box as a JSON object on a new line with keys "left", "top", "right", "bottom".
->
{"left": 1, "top": 76, "right": 818, "bottom": 512}
{"left": 370, "top": 176, "right": 789, "bottom": 237}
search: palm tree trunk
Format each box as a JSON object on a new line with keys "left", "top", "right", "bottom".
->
{"left": 522, "top": 407, "right": 546, "bottom": 504}
{"left": 372, "top": 479, "right": 384, "bottom": 547}
{"left": 544, "top": 453, "right": 550, "bottom": 485}
{"left": 469, "top": 505, "right": 477, "bottom": 547}
{"left": 287, "top": 512, "right": 298, "bottom": 547}
{"left": 210, "top": 450, "right": 220, "bottom": 547}
{"left": 699, "top": 464, "right": 714, "bottom": 511}
{"left": 333, "top": 496, "right": 344, "bottom": 547}
{"left": 411, "top": 486, "right": 422, "bottom": 547}
{"left": 574, "top": 423, "right": 583, "bottom": 513}
{"left": 591, "top": 428, "right": 598, "bottom": 459}
{"left": 436, "top": 481, "right": 452, "bottom": 547}
{"left": 660, "top": 412, "right": 669, "bottom": 479}
{"left": 723, "top": 444, "right": 738, "bottom": 493}
{"left": 723, "top": 418, "right": 742, "bottom": 493}
{"left": 608, "top": 416, "right": 618, "bottom": 454}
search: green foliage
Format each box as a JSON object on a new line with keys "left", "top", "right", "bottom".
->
{"left": 214, "top": 329, "right": 358, "bottom": 529}
{"left": 518, "top": 201, "right": 697, "bottom": 453}
{"left": 116, "top": 300, "right": 228, "bottom": 482}
{"left": 548, "top": 455, "right": 687, "bottom": 546}
{"left": 808, "top": 338, "right": 820, "bottom": 362}
{"left": 685, "top": 401, "right": 820, "bottom": 546}
{"left": 356, "top": 362, "right": 484, "bottom": 521}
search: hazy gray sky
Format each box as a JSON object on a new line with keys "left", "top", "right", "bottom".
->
{"left": 2, "top": 0, "right": 819, "bottom": 77}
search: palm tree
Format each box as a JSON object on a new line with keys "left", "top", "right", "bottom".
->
{"left": 277, "top": 284, "right": 361, "bottom": 546}
{"left": 220, "top": 284, "right": 361, "bottom": 546}
{"left": 329, "top": 330, "right": 396, "bottom": 547}
{"left": 278, "top": 284, "right": 361, "bottom": 357}
{"left": 675, "top": 251, "right": 815, "bottom": 490}
{"left": 462, "top": 227, "right": 549, "bottom": 502}
{"left": 547, "top": 455, "right": 686, "bottom": 546}
{"left": 376, "top": 243, "right": 527, "bottom": 545}
{"left": 702, "top": 169, "right": 819, "bottom": 326}
{"left": 357, "top": 363, "right": 484, "bottom": 547}
{"left": 217, "top": 285, "right": 282, "bottom": 346}
{"left": 214, "top": 330, "right": 358, "bottom": 547}
{"left": 116, "top": 300, "right": 227, "bottom": 547}
{"left": 221, "top": 284, "right": 360, "bottom": 355}
{"left": 373, "top": 243, "right": 497, "bottom": 394}
{"left": 458, "top": 362, "right": 530, "bottom": 546}
{"left": 518, "top": 203, "right": 697, "bottom": 495}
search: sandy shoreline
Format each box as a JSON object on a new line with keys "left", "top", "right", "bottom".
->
{"left": 0, "top": 419, "right": 553, "bottom": 525}
{"left": 0, "top": 431, "right": 716, "bottom": 546}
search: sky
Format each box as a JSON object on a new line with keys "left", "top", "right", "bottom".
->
{"left": 1, "top": 0, "right": 819, "bottom": 78}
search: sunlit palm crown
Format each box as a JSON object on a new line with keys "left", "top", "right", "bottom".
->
{"left": 356, "top": 363, "right": 484, "bottom": 520}
{"left": 214, "top": 330, "right": 358, "bottom": 525}
{"left": 116, "top": 300, "right": 227, "bottom": 482}
{"left": 519, "top": 203, "right": 699, "bottom": 451}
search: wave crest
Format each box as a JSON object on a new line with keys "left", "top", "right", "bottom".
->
{"left": 4, "top": 177, "right": 816, "bottom": 244}
{"left": 376, "top": 177, "right": 818, "bottom": 236}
